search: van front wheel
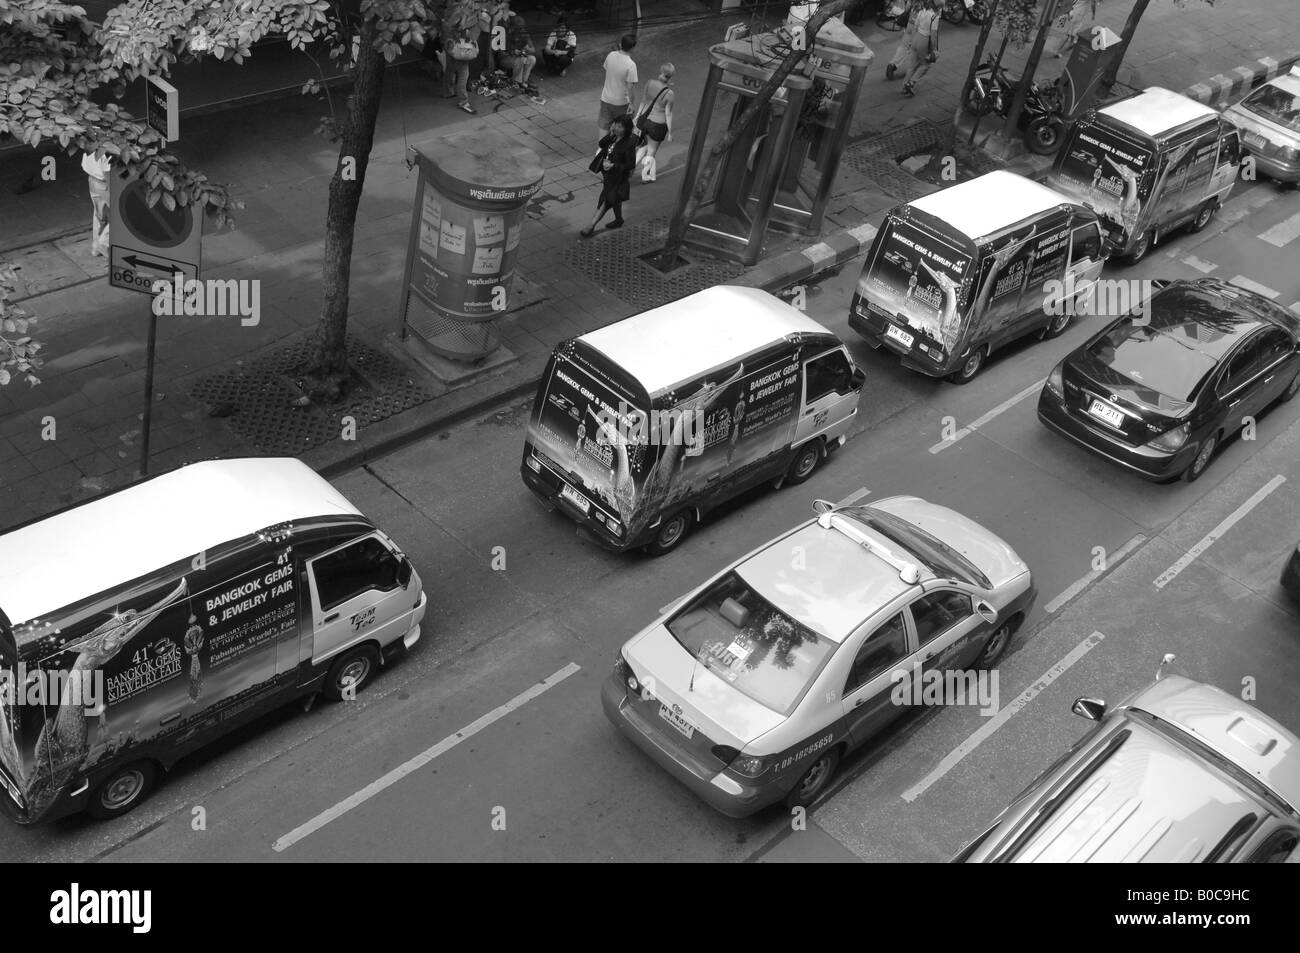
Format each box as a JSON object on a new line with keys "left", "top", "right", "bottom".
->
{"left": 88, "top": 761, "right": 157, "bottom": 820}
{"left": 324, "top": 645, "right": 380, "bottom": 701}
{"left": 645, "top": 509, "right": 694, "bottom": 556}
{"left": 785, "top": 442, "right": 822, "bottom": 485}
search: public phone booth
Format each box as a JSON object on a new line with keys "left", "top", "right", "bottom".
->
{"left": 674, "top": 17, "right": 871, "bottom": 266}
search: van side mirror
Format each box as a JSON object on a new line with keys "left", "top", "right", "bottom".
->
{"left": 974, "top": 600, "right": 998, "bottom": 625}
{"left": 397, "top": 556, "right": 413, "bottom": 589}
{"left": 1072, "top": 697, "right": 1106, "bottom": 721}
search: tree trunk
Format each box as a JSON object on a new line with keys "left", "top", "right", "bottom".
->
{"left": 1101, "top": 0, "right": 1152, "bottom": 89}
{"left": 309, "top": 17, "right": 386, "bottom": 400}
{"left": 657, "top": 0, "right": 855, "bottom": 270}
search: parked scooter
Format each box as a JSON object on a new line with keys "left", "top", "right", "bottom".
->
{"left": 941, "top": 0, "right": 989, "bottom": 24}
{"left": 964, "top": 56, "right": 1068, "bottom": 155}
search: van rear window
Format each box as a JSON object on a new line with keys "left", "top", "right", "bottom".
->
{"left": 860, "top": 220, "right": 973, "bottom": 353}
{"left": 1053, "top": 125, "right": 1155, "bottom": 228}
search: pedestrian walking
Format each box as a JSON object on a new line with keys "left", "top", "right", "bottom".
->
{"left": 1054, "top": 0, "right": 1099, "bottom": 57}
{"left": 634, "top": 63, "right": 675, "bottom": 183}
{"left": 883, "top": 0, "right": 921, "bottom": 80}
{"left": 501, "top": 14, "right": 537, "bottom": 90}
{"left": 543, "top": 16, "right": 578, "bottom": 76}
{"left": 901, "top": 0, "right": 941, "bottom": 97}
{"left": 81, "top": 150, "right": 112, "bottom": 257}
{"left": 442, "top": 0, "right": 483, "bottom": 113}
{"left": 581, "top": 115, "right": 637, "bottom": 237}
{"left": 598, "top": 34, "right": 639, "bottom": 136}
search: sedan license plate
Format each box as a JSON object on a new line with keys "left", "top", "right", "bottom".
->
{"left": 1088, "top": 399, "right": 1125, "bottom": 429}
{"left": 1244, "top": 131, "right": 1266, "bottom": 151}
{"left": 560, "top": 483, "right": 590, "bottom": 513}
{"left": 885, "top": 323, "right": 915, "bottom": 348}
{"left": 658, "top": 704, "right": 696, "bottom": 739}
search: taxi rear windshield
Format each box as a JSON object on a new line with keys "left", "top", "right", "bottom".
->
{"left": 666, "top": 571, "right": 837, "bottom": 717}
{"left": 1241, "top": 83, "right": 1300, "bottom": 132}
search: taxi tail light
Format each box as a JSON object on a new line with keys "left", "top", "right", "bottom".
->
{"left": 1147, "top": 421, "right": 1189, "bottom": 452}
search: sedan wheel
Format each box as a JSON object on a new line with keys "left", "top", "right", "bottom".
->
{"left": 784, "top": 746, "right": 841, "bottom": 811}
{"left": 1184, "top": 434, "right": 1218, "bottom": 482}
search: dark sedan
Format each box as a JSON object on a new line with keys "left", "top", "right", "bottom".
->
{"left": 1038, "top": 278, "right": 1300, "bottom": 482}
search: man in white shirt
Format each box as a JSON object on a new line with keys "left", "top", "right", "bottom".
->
{"left": 81, "top": 150, "right": 113, "bottom": 257}
{"left": 598, "top": 33, "right": 638, "bottom": 135}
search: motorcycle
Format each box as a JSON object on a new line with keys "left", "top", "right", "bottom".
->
{"left": 942, "top": 0, "right": 989, "bottom": 24}
{"left": 964, "top": 56, "right": 1068, "bottom": 155}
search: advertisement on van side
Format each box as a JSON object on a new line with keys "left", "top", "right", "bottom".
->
{"left": 1053, "top": 127, "right": 1155, "bottom": 236}
{"left": 528, "top": 353, "right": 803, "bottom": 542}
{"left": 0, "top": 556, "right": 298, "bottom": 821}
{"left": 859, "top": 220, "right": 974, "bottom": 353}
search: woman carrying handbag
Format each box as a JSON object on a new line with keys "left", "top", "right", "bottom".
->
{"left": 581, "top": 115, "right": 638, "bottom": 237}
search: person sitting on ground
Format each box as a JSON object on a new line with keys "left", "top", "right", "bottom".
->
{"left": 502, "top": 14, "right": 537, "bottom": 90}
{"left": 543, "top": 16, "right": 578, "bottom": 76}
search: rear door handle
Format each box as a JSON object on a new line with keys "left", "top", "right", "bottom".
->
{"left": 323, "top": 613, "right": 339, "bottom": 624}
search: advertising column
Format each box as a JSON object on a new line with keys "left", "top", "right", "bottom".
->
{"left": 400, "top": 131, "right": 544, "bottom": 361}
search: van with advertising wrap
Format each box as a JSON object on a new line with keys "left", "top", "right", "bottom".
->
{"left": 0, "top": 458, "right": 427, "bottom": 824}
{"left": 1047, "top": 87, "right": 1241, "bottom": 264}
{"left": 849, "top": 170, "right": 1106, "bottom": 384}
{"left": 521, "top": 286, "right": 865, "bottom": 555}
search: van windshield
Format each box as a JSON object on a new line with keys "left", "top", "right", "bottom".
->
{"left": 527, "top": 354, "right": 655, "bottom": 523}
{"left": 666, "top": 571, "right": 838, "bottom": 716}
{"left": 1241, "top": 82, "right": 1300, "bottom": 132}
{"left": 860, "top": 219, "right": 973, "bottom": 354}
{"left": 1053, "top": 125, "right": 1155, "bottom": 233}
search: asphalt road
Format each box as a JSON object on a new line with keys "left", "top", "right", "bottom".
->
{"left": 5, "top": 176, "right": 1300, "bottom": 863}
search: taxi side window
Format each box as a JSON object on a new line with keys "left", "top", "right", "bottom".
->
{"left": 844, "top": 613, "right": 908, "bottom": 696}
{"left": 805, "top": 350, "right": 854, "bottom": 402}
{"left": 910, "top": 591, "right": 973, "bottom": 646}
{"left": 311, "top": 536, "right": 400, "bottom": 611}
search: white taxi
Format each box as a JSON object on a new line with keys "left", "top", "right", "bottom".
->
{"left": 601, "top": 496, "right": 1037, "bottom": 817}
{"left": 1222, "top": 65, "right": 1300, "bottom": 185}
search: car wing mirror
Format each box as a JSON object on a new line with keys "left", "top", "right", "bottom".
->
{"left": 1072, "top": 697, "right": 1106, "bottom": 721}
{"left": 975, "top": 599, "right": 998, "bottom": 625}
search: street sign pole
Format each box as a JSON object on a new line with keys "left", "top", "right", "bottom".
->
{"left": 140, "top": 296, "right": 159, "bottom": 476}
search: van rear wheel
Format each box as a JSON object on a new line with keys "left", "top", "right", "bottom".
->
{"left": 784, "top": 443, "right": 822, "bottom": 485}
{"left": 645, "top": 509, "right": 694, "bottom": 556}
{"left": 323, "top": 645, "right": 380, "bottom": 701}
{"left": 88, "top": 761, "right": 156, "bottom": 820}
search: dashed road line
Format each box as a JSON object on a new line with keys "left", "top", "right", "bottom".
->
{"left": 1043, "top": 534, "right": 1147, "bottom": 614}
{"left": 1229, "top": 275, "right": 1281, "bottom": 299}
{"left": 901, "top": 631, "right": 1107, "bottom": 803}
{"left": 929, "top": 379, "right": 1044, "bottom": 454}
{"left": 1259, "top": 210, "right": 1300, "bottom": 247}
{"left": 1153, "top": 475, "right": 1287, "bottom": 590}
{"left": 272, "top": 662, "right": 582, "bottom": 851}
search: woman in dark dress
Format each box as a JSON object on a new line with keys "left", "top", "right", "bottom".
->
{"left": 581, "top": 115, "right": 638, "bottom": 237}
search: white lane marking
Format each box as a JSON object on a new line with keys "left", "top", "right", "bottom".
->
{"left": 1229, "top": 275, "right": 1281, "bottom": 299}
{"left": 1178, "top": 254, "right": 1218, "bottom": 273}
{"left": 272, "top": 662, "right": 582, "bottom": 852}
{"left": 837, "top": 486, "right": 871, "bottom": 507}
{"left": 928, "top": 379, "right": 1045, "bottom": 454}
{"left": 1219, "top": 188, "right": 1275, "bottom": 226}
{"left": 902, "top": 631, "right": 1107, "bottom": 803}
{"left": 1259, "top": 210, "right": 1300, "bottom": 247}
{"left": 1043, "top": 534, "right": 1147, "bottom": 614}
{"left": 1153, "top": 475, "right": 1287, "bottom": 590}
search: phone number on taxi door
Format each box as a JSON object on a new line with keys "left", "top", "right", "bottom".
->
{"left": 777, "top": 734, "right": 834, "bottom": 772}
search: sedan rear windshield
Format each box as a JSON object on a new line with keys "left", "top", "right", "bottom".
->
{"left": 1242, "top": 83, "right": 1300, "bottom": 133}
{"left": 666, "top": 572, "right": 837, "bottom": 717}
{"left": 1087, "top": 319, "right": 1217, "bottom": 401}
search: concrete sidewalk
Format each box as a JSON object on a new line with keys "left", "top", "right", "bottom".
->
{"left": 2, "top": 0, "right": 1299, "bottom": 530}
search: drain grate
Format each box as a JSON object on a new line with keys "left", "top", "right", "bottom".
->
{"left": 192, "top": 334, "right": 436, "bottom": 454}
{"left": 561, "top": 216, "right": 745, "bottom": 309}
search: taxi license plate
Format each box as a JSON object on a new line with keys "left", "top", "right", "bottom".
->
{"left": 659, "top": 704, "right": 696, "bottom": 739}
{"left": 1244, "top": 132, "right": 1266, "bottom": 150}
{"left": 1088, "top": 399, "right": 1124, "bottom": 429}
{"left": 885, "top": 323, "right": 915, "bottom": 348}
{"left": 560, "top": 483, "right": 590, "bottom": 513}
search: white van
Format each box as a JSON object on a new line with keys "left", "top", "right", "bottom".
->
{"left": 522, "top": 286, "right": 865, "bottom": 555}
{"left": 0, "top": 458, "right": 427, "bottom": 824}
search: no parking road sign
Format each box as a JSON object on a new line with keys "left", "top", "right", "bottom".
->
{"left": 109, "top": 172, "right": 201, "bottom": 294}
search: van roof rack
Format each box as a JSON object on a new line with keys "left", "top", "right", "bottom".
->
{"left": 814, "top": 504, "right": 923, "bottom": 585}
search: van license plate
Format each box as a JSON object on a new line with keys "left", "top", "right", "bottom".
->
{"left": 560, "top": 484, "right": 590, "bottom": 513}
{"left": 659, "top": 704, "right": 696, "bottom": 739}
{"left": 885, "top": 324, "right": 915, "bottom": 348}
{"left": 1088, "top": 399, "right": 1124, "bottom": 428}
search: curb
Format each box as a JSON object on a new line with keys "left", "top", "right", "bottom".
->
{"left": 1184, "top": 51, "right": 1300, "bottom": 107}
{"left": 736, "top": 222, "right": 879, "bottom": 293}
